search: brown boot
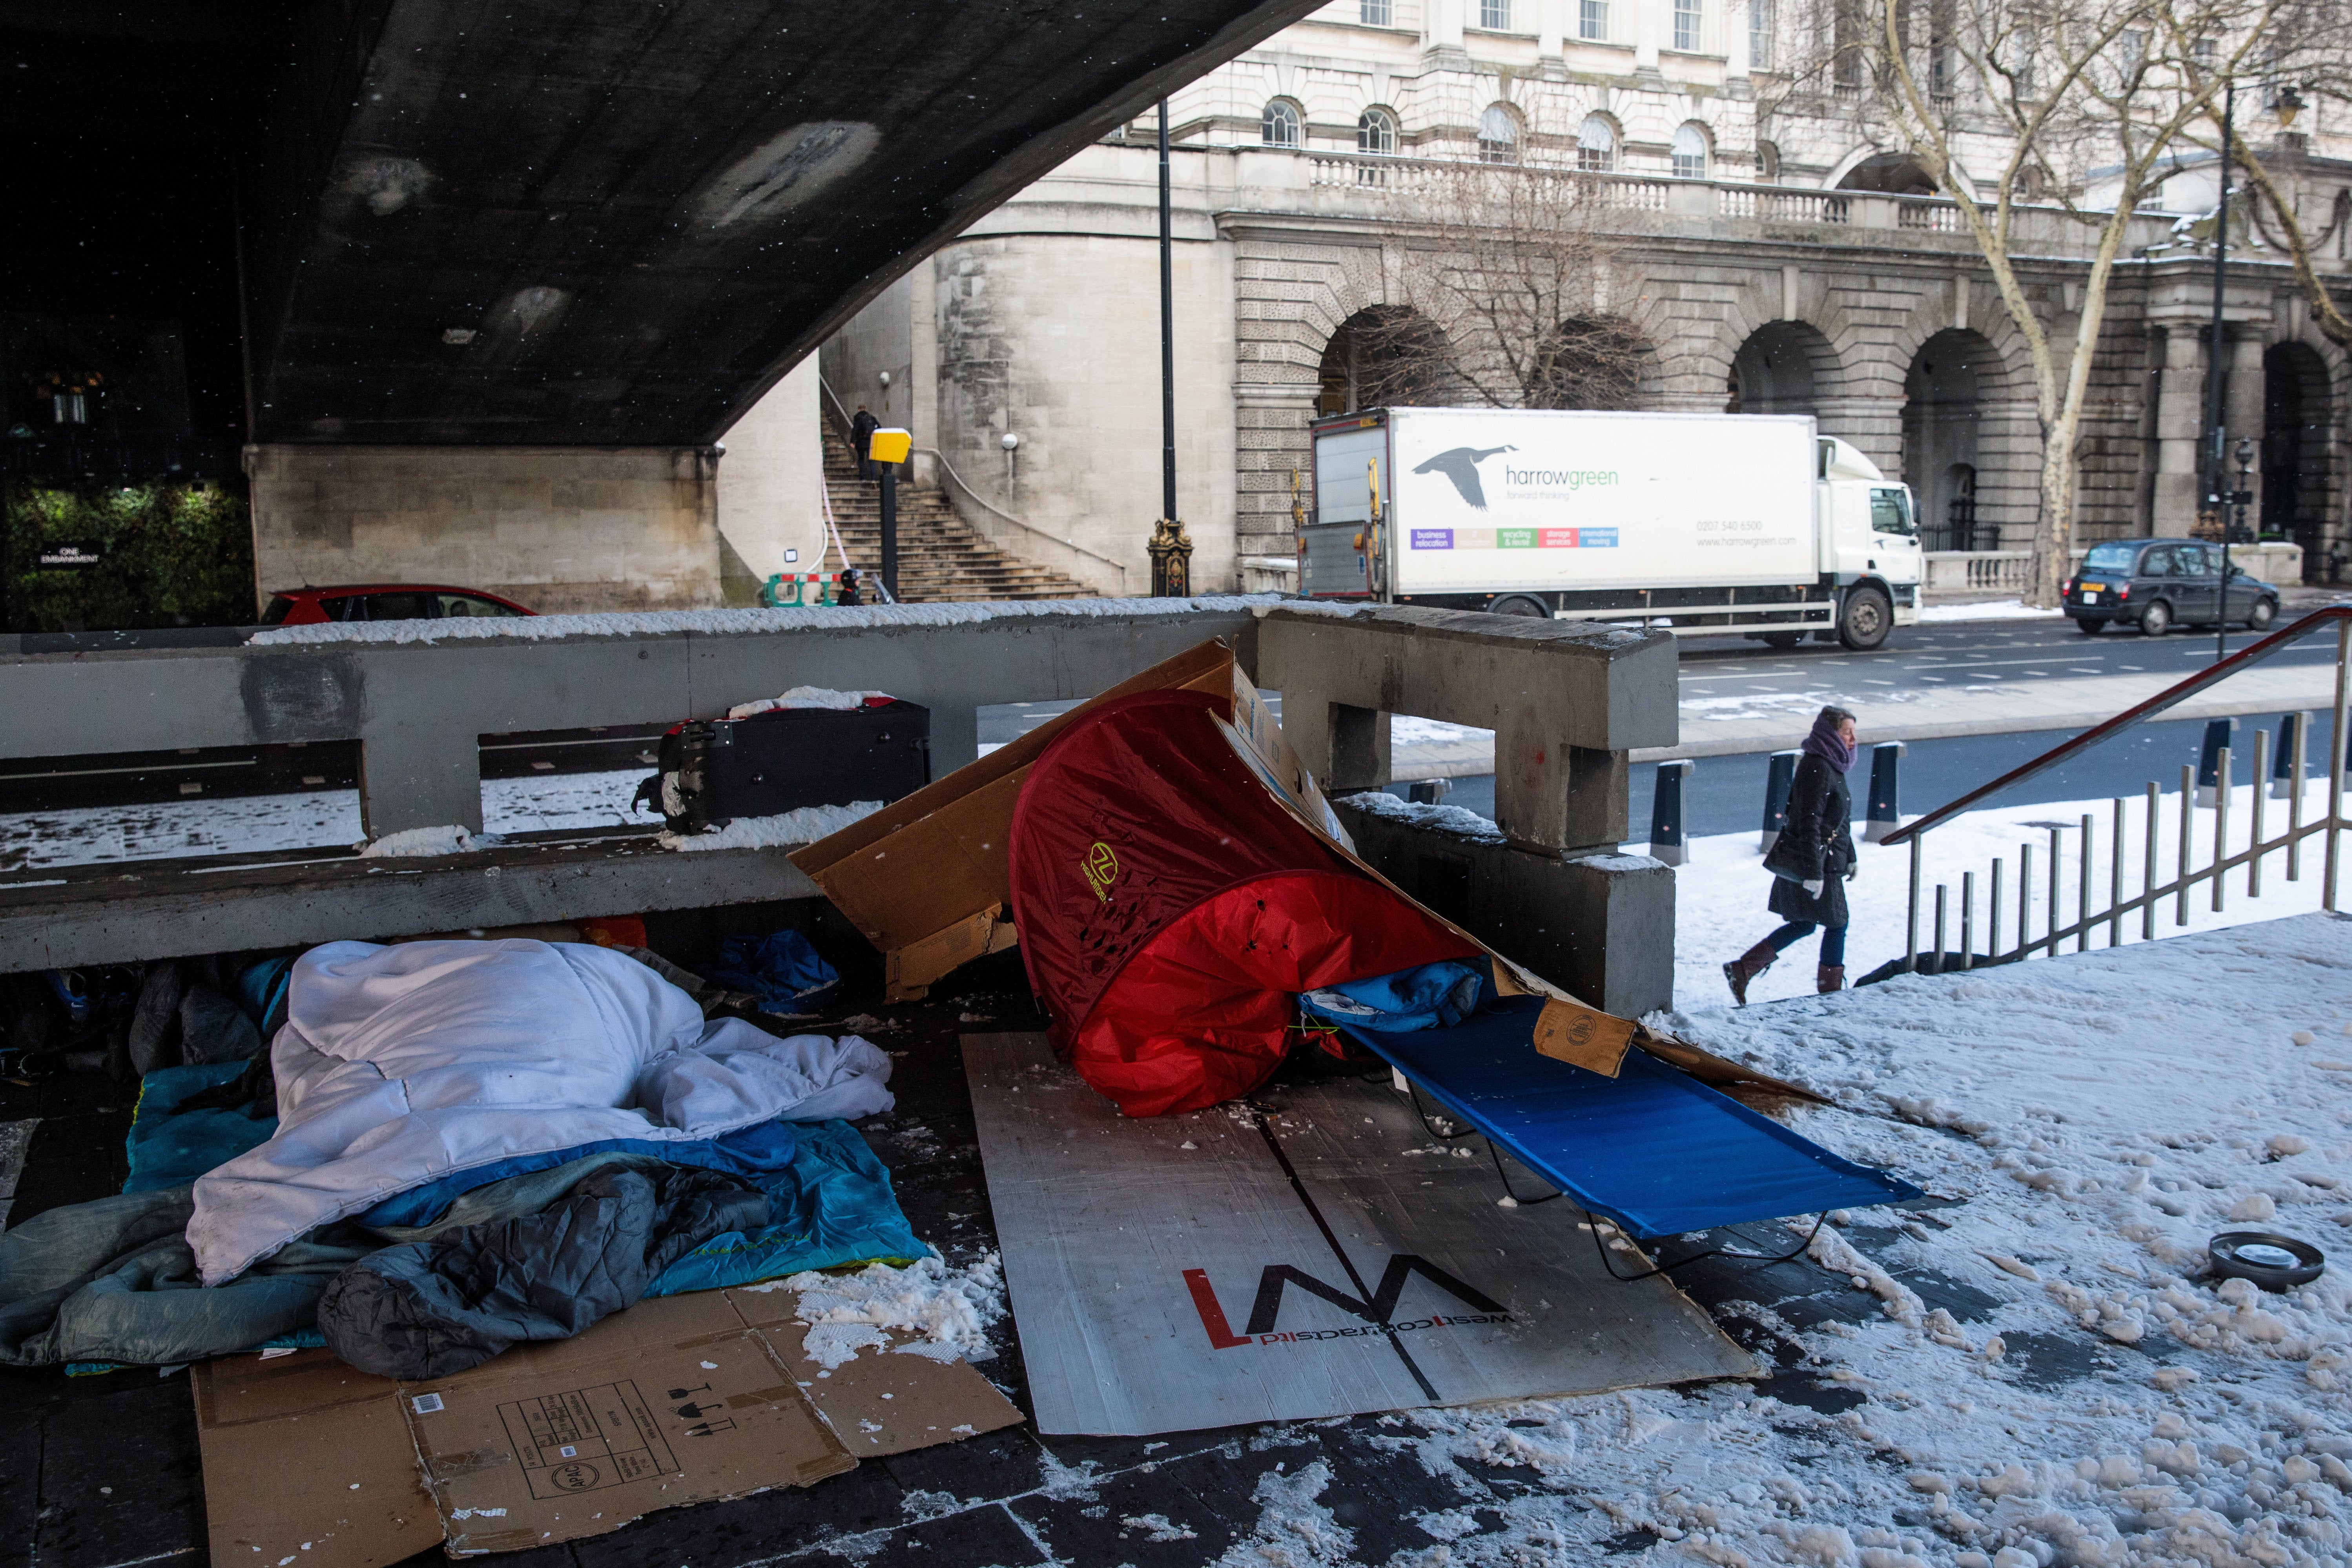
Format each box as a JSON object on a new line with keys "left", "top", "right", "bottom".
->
{"left": 1817, "top": 964, "right": 1846, "bottom": 994}
{"left": 1723, "top": 940, "right": 1779, "bottom": 1005}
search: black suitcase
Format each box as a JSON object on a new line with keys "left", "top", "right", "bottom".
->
{"left": 636, "top": 699, "right": 930, "bottom": 835}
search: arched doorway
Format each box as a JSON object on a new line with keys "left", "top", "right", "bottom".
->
{"left": 2264, "top": 343, "right": 2331, "bottom": 573}
{"left": 1316, "top": 306, "right": 1459, "bottom": 415}
{"left": 1726, "top": 321, "right": 1835, "bottom": 415}
{"left": 1904, "top": 329, "right": 1992, "bottom": 551}
{"left": 1837, "top": 152, "right": 1939, "bottom": 195}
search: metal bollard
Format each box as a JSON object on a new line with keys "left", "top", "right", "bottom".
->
{"left": 1649, "top": 760, "right": 1695, "bottom": 866}
{"left": 1863, "top": 740, "right": 1907, "bottom": 844}
{"left": 1759, "top": 749, "right": 1800, "bottom": 854}
{"left": 2196, "top": 717, "right": 2237, "bottom": 807}
{"left": 2274, "top": 711, "right": 2307, "bottom": 800}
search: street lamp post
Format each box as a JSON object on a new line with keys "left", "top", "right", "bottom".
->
{"left": 2200, "top": 77, "right": 2234, "bottom": 594}
{"left": 1150, "top": 97, "right": 1193, "bottom": 597}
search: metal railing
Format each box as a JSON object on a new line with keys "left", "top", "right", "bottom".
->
{"left": 1284, "top": 153, "right": 2177, "bottom": 253}
{"left": 1886, "top": 607, "right": 2352, "bottom": 973}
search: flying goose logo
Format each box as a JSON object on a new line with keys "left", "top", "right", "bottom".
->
{"left": 1412, "top": 445, "right": 1517, "bottom": 509}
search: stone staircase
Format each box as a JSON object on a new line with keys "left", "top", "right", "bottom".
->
{"left": 819, "top": 427, "right": 1094, "bottom": 602}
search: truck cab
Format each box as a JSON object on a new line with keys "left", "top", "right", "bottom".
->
{"left": 1805, "top": 438, "right": 1924, "bottom": 650}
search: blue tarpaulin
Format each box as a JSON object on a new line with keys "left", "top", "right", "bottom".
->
{"left": 1335, "top": 997, "right": 1922, "bottom": 1239}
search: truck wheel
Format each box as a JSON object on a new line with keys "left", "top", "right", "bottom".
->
{"left": 1760, "top": 632, "right": 1803, "bottom": 649}
{"left": 1487, "top": 594, "right": 1549, "bottom": 618}
{"left": 1838, "top": 586, "right": 1892, "bottom": 651}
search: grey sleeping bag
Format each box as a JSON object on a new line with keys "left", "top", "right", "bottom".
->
{"left": 0, "top": 1188, "right": 365, "bottom": 1368}
{"left": 316, "top": 1164, "right": 769, "bottom": 1379}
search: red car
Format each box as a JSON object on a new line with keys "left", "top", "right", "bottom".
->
{"left": 261, "top": 584, "right": 536, "bottom": 626}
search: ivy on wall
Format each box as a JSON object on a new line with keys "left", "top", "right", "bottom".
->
{"left": 1, "top": 478, "right": 255, "bottom": 632}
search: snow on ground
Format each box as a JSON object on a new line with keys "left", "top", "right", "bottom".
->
{"left": 1669, "top": 776, "right": 2339, "bottom": 1010}
{"left": 1211, "top": 914, "right": 2352, "bottom": 1566}
{"left": 0, "top": 788, "right": 363, "bottom": 872}
{"left": 1392, "top": 715, "right": 1494, "bottom": 748}
{"left": 744, "top": 1250, "right": 1007, "bottom": 1369}
{"left": 241, "top": 594, "right": 1360, "bottom": 647}
{"left": 1341, "top": 789, "right": 1508, "bottom": 844}
{"left": 357, "top": 824, "right": 480, "bottom": 857}
{"left": 1915, "top": 599, "right": 2067, "bottom": 623}
{"left": 0, "top": 768, "right": 660, "bottom": 872}
{"left": 656, "top": 800, "right": 880, "bottom": 851}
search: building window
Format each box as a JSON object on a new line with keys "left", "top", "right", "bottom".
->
{"left": 1671, "top": 123, "right": 1710, "bottom": 178}
{"left": 1480, "top": 0, "right": 1511, "bottom": 27}
{"left": 1672, "top": 0, "right": 1703, "bottom": 51}
{"left": 1576, "top": 114, "right": 1616, "bottom": 171}
{"left": 1358, "top": 106, "right": 1399, "bottom": 155}
{"left": 1579, "top": 0, "right": 1610, "bottom": 40}
{"left": 1361, "top": 0, "right": 1393, "bottom": 25}
{"left": 1749, "top": 0, "right": 1771, "bottom": 67}
{"left": 1478, "top": 105, "right": 1520, "bottom": 164}
{"left": 1262, "top": 99, "right": 1303, "bottom": 148}
{"left": 1757, "top": 139, "right": 1781, "bottom": 182}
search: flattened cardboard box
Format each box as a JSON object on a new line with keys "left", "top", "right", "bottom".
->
{"left": 195, "top": 1288, "right": 1023, "bottom": 1561}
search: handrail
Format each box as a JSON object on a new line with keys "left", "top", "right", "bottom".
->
{"left": 815, "top": 375, "right": 1129, "bottom": 591}
{"left": 815, "top": 374, "right": 856, "bottom": 441}
{"left": 915, "top": 446, "right": 1130, "bottom": 588}
{"left": 1883, "top": 604, "right": 2352, "bottom": 846}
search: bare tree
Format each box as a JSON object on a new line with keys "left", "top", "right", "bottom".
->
{"left": 1778, "top": 0, "right": 2313, "bottom": 606}
{"left": 1348, "top": 159, "right": 1654, "bottom": 411}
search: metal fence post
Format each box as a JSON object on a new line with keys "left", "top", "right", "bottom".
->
{"left": 2077, "top": 813, "right": 2092, "bottom": 952}
{"left": 2329, "top": 621, "right": 2349, "bottom": 912}
{"left": 1989, "top": 857, "right": 2004, "bottom": 962}
{"left": 2249, "top": 730, "right": 2269, "bottom": 897}
{"left": 2290, "top": 721, "right": 2310, "bottom": 882}
{"left": 2178, "top": 764, "right": 2195, "bottom": 924}
{"left": 2047, "top": 824, "right": 2062, "bottom": 954}
{"left": 2142, "top": 780, "right": 2158, "bottom": 940}
{"left": 2017, "top": 842, "right": 2033, "bottom": 963}
{"left": 2108, "top": 799, "right": 2124, "bottom": 947}
{"left": 1905, "top": 833, "right": 1922, "bottom": 973}
{"left": 1959, "top": 871, "right": 1975, "bottom": 970}
{"left": 2213, "top": 745, "right": 2232, "bottom": 913}
{"left": 1648, "top": 759, "right": 1694, "bottom": 866}
{"left": 1760, "top": 749, "right": 1800, "bottom": 854}
{"left": 1863, "top": 741, "right": 1907, "bottom": 844}
{"left": 2197, "top": 718, "right": 2237, "bottom": 808}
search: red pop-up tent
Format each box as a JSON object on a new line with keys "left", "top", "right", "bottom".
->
{"left": 1007, "top": 689, "right": 1481, "bottom": 1116}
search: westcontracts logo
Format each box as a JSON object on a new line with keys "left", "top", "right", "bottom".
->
{"left": 1504, "top": 465, "right": 1619, "bottom": 490}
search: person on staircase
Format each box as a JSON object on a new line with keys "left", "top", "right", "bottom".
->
{"left": 1725, "top": 705, "right": 1860, "bottom": 1003}
{"left": 851, "top": 404, "right": 880, "bottom": 481}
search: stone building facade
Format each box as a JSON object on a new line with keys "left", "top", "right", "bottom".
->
{"left": 795, "top": 0, "right": 2352, "bottom": 594}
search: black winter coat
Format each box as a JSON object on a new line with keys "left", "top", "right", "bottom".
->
{"left": 1767, "top": 752, "right": 1855, "bottom": 926}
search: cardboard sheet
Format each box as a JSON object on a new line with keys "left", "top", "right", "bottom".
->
{"left": 194, "top": 1286, "right": 1023, "bottom": 1558}
{"left": 965, "top": 1032, "right": 1759, "bottom": 1437}
{"left": 194, "top": 1353, "right": 440, "bottom": 1568}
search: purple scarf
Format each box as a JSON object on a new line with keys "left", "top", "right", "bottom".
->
{"left": 1801, "top": 712, "right": 1857, "bottom": 774}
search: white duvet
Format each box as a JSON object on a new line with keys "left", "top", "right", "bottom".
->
{"left": 188, "top": 939, "right": 894, "bottom": 1285}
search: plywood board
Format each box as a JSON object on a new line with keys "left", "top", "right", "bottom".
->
{"left": 964, "top": 1032, "right": 1758, "bottom": 1436}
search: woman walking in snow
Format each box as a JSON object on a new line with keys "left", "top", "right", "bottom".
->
{"left": 1724, "top": 704, "right": 1860, "bottom": 1003}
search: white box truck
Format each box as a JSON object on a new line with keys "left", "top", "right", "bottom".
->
{"left": 1299, "top": 407, "right": 1923, "bottom": 650}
